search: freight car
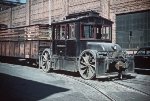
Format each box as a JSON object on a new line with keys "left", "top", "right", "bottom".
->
{"left": 0, "top": 24, "right": 51, "bottom": 66}
{"left": 0, "top": 11, "right": 134, "bottom": 79}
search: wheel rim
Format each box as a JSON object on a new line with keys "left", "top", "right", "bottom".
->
{"left": 79, "top": 50, "right": 96, "bottom": 79}
{"left": 41, "top": 51, "right": 51, "bottom": 72}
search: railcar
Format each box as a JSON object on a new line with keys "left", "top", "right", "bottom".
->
{"left": 0, "top": 24, "right": 51, "bottom": 65}
{"left": 0, "top": 11, "right": 134, "bottom": 79}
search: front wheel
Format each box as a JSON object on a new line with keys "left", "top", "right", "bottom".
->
{"left": 79, "top": 50, "right": 97, "bottom": 80}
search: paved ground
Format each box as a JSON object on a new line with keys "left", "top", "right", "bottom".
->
{"left": 0, "top": 63, "right": 150, "bottom": 101}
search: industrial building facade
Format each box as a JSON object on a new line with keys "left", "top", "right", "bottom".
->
{"left": 116, "top": 10, "right": 150, "bottom": 49}
{"left": 0, "top": 0, "right": 150, "bottom": 49}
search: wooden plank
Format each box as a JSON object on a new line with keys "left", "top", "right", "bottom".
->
{"left": 1, "top": 42, "right": 6, "bottom": 56}
{"left": 6, "top": 42, "right": 10, "bottom": 56}
{"left": 30, "top": 41, "right": 39, "bottom": 59}
{"left": 25, "top": 41, "right": 31, "bottom": 58}
{"left": 9, "top": 42, "right": 15, "bottom": 57}
{"left": 20, "top": 41, "right": 25, "bottom": 58}
{"left": 14, "top": 42, "right": 20, "bottom": 57}
{"left": 0, "top": 42, "right": 1, "bottom": 56}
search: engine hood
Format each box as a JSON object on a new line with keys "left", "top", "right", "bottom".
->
{"left": 87, "top": 42, "right": 122, "bottom": 52}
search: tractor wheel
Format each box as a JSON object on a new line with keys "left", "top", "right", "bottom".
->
{"left": 79, "top": 50, "right": 97, "bottom": 80}
{"left": 41, "top": 49, "right": 51, "bottom": 72}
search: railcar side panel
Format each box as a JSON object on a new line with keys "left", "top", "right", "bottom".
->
{"left": 20, "top": 41, "right": 25, "bottom": 58}
{"left": 14, "top": 42, "right": 20, "bottom": 57}
{"left": 25, "top": 41, "right": 31, "bottom": 58}
{"left": 6, "top": 41, "right": 10, "bottom": 56}
{"left": 2, "top": 42, "right": 6, "bottom": 56}
{"left": 0, "top": 42, "right": 2, "bottom": 56}
{"left": 9, "top": 42, "right": 15, "bottom": 57}
{"left": 30, "top": 41, "right": 39, "bottom": 59}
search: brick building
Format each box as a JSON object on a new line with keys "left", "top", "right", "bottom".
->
{"left": 0, "top": 0, "right": 150, "bottom": 49}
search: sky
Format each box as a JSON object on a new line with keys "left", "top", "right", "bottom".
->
{"left": 7, "top": 0, "right": 26, "bottom": 3}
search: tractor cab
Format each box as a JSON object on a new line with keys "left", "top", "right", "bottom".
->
{"left": 51, "top": 11, "right": 113, "bottom": 57}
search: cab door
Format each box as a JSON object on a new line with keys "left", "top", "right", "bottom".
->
{"left": 66, "top": 23, "right": 77, "bottom": 57}
{"left": 53, "top": 24, "right": 67, "bottom": 56}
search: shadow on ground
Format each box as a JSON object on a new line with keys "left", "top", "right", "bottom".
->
{"left": 0, "top": 73, "right": 69, "bottom": 101}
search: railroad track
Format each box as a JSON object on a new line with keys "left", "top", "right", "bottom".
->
{"left": 70, "top": 77, "right": 117, "bottom": 101}
{"left": 112, "top": 80, "right": 150, "bottom": 97}
{"left": 118, "top": 79, "right": 150, "bottom": 86}
{"left": 56, "top": 73, "right": 150, "bottom": 100}
{"left": 56, "top": 73, "right": 117, "bottom": 101}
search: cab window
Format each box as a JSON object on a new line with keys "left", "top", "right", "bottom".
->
{"left": 95, "top": 26, "right": 102, "bottom": 39}
{"left": 54, "top": 25, "right": 60, "bottom": 40}
{"left": 54, "top": 25, "right": 66, "bottom": 40}
{"left": 101, "top": 26, "right": 111, "bottom": 40}
{"left": 60, "top": 25, "right": 66, "bottom": 40}
{"left": 68, "top": 23, "right": 76, "bottom": 39}
{"left": 82, "top": 25, "right": 94, "bottom": 38}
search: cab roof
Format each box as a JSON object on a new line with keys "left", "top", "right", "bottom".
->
{"left": 52, "top": 11, "right": 113, "bottom": 25}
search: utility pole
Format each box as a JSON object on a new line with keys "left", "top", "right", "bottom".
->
{"left": 49, "top": 0, "right": 51, "bottom": 25}
{"left": 108, "top": 0, "right": 110, "bottom": 19}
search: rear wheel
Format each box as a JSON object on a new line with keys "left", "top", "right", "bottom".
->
{"left": 41, "top": 49, "right": 51, "bottom": 72}
{"left": 79, "top": 50, "right": 96, "bottom": 80}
